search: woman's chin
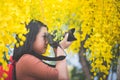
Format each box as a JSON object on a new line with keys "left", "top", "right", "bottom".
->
{"left": 41, "top": 49, "right": 46, "bottom": 54}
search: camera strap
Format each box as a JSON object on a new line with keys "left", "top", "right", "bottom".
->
{"left": 29, "top": 51, "right": 66, "bottom": 67}
{"left": 29, "top": 50, "right": 66, "bottom": 61}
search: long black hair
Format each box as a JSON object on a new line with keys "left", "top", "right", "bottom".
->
{"left": 13, "top": 20, "right": 47, "bottom": 61}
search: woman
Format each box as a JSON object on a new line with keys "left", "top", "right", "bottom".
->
{"left": 13, "top": 20, "right": 72, "bottom": 80}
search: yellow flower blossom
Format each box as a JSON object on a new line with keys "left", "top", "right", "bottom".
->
{"left": 0, "top": 0, "right": 120, "bottom": 79}
{"left": 2, "top": 73, "right": 8, "bottom": 78}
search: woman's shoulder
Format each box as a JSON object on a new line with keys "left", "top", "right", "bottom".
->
{"left": 21, "top": 54, "right": 38, "bottom": 60}
{"left": 16, "top": 54, "right": 42, "bottom": 67}
{"left": 16, "top": 54, "right": 58, "bottom": 80}
{"left": 16, "top": 54, "right": 47, "bottom": 79}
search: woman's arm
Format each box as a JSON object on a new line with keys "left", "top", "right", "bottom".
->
{"left": 55, "top": 33, "right": 72, "bottom": 80}
{"left": 55, "top": 47, "right": 69, "bottom": 80}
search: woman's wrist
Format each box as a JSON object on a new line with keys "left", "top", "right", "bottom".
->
{"left": 56, "top": 46, "right": 65, "bottom": 56}
{"left": 59, "top": 40, "right": 65, "bottom": 49}
{"left": 53, "top": 48, "right": 57, "bottom": 57}
{"left": 53, "top": 46, "right": 65, "bottom": 57}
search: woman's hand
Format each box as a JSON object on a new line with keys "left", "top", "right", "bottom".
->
{"left": 60, "top": 33, "right": 73, "bottom": 49}
{"left": 54, "top": 33, "right": 73, "bottom": 56}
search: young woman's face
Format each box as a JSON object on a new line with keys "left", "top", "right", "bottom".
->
{"left": 33, "top": 27, "right": 48, "bottom": 54}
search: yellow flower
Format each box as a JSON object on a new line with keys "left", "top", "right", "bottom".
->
{"left": 21, "top": 36, "right": 26, "bottom": 41}
{"left": 20, "top": 41, "right": 24, "bottom": 46}
{"left": 2, "top": 72, "right": 8, "bottom": 78}
{"left": 0, "top": 77, "right": 4, "bottom": 80}
{"left": 16, "top": 43, "right": 19, "bottom": 48}
{"left": 94, "top": 72, "right": 96, "bottom": 76}
{"left": 18, "top": 33, "right": 23, "bottom": 39}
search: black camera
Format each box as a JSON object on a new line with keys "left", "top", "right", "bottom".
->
{"left": 46, "top": 28, "right": 77, "bottom": 48}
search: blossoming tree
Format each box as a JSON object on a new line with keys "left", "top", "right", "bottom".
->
{"left": 0, "top": 0, "right": 120, "bottom": 80}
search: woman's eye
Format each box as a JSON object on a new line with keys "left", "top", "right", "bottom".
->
{"left": 43, "top": 35, "right": 46, "bottom": 37}
{"left": 43, "top": 35, "right": 47, "bottom": 39}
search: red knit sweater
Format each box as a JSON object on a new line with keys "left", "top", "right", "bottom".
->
{"left": 16, "top": 54, "right": 58, "bottom": 80}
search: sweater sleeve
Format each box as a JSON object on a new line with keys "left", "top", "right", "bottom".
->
{"left": 16, "top": 54, "right": 58, "bottom": 80}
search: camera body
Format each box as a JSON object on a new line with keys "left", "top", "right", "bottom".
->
{"left": 46, "top": 28, "right": 77, "bottom": 48}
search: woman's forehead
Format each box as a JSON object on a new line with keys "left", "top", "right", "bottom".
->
{"left": 39, "top": 27, "right": 48, "bottom": 33}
